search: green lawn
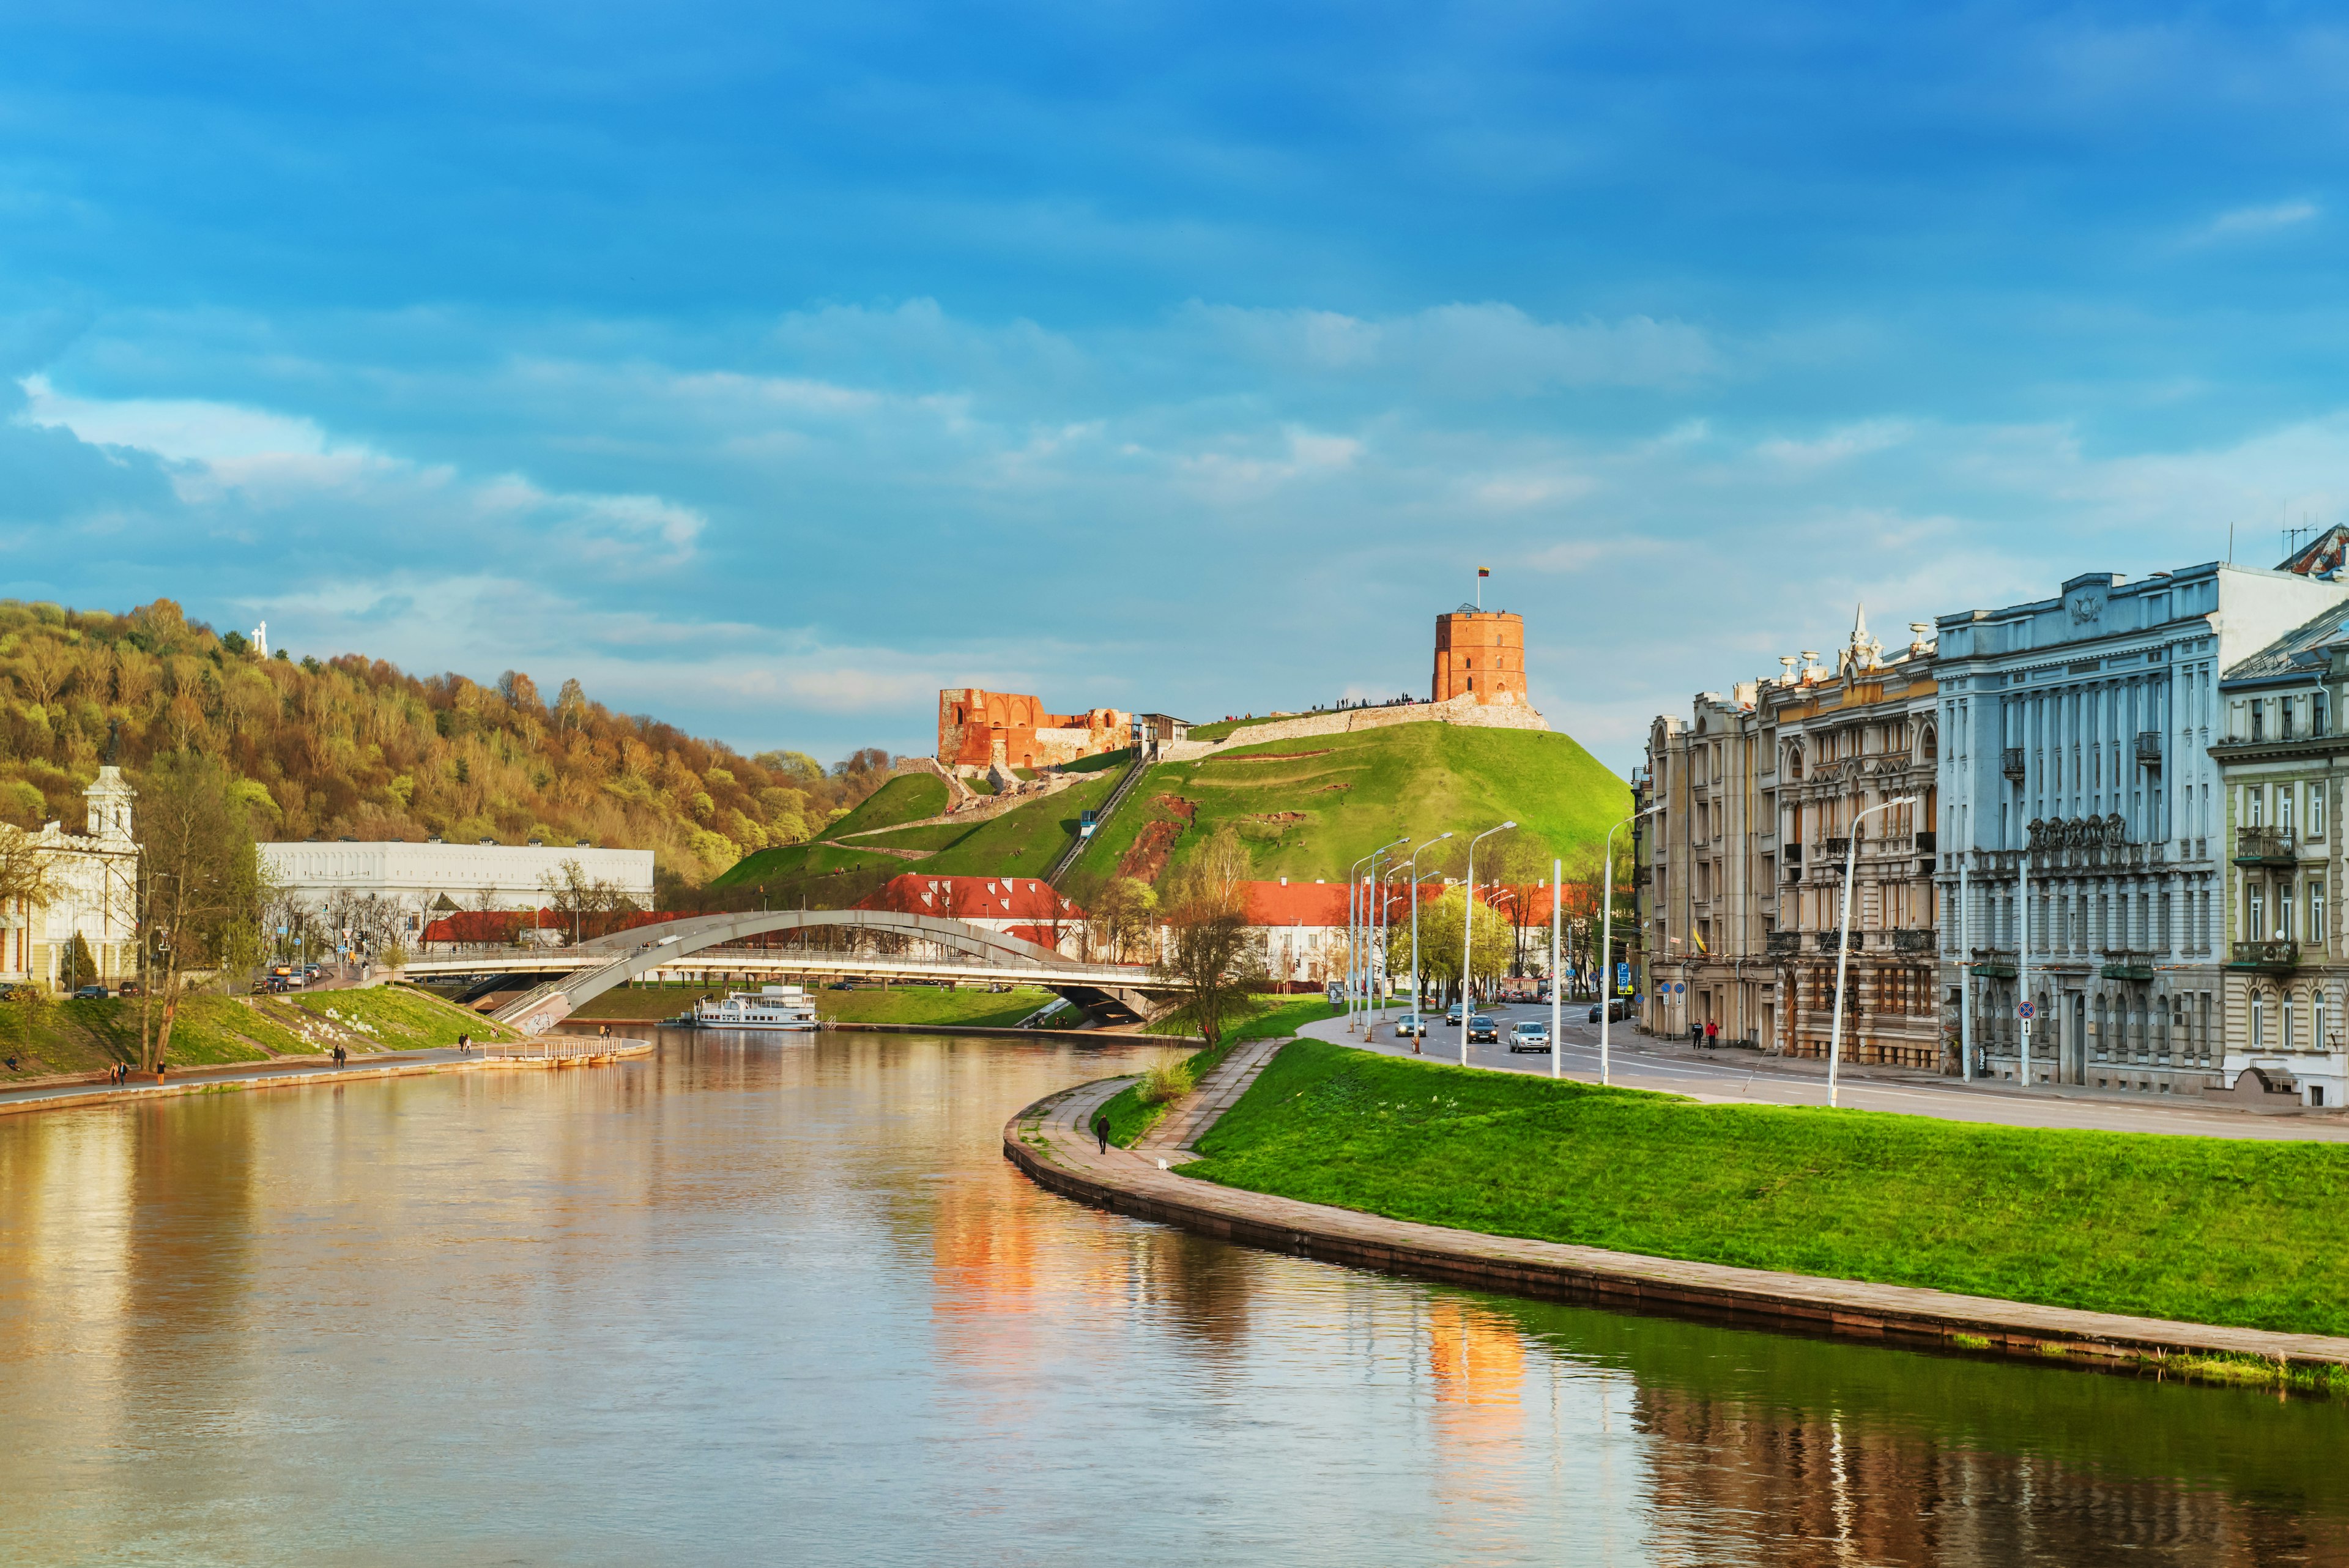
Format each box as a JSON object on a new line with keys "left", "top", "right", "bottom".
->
{"left": 573, "top": 981, "right": 1059, "bottom": 1026}
{"left": 1066, "top": 722, "right": 1628, "bottom": 888}
{"left": 844, "top": 819, "right": 972, "bottom": 853}
{"left": 827, "top": 771, "right": 949, "bottom": 837}
{"left": 1096, "top": 997, "right": 1343, "bottom": 1146}
{"left": 0, "top": 984, "right": 514, "bottom": 1079}
{"left": 1177, "top": 1040, "right": 2349, "bottom": 1339}
{"left": 916, "top": 772, "right": 1123, "bottom": 878}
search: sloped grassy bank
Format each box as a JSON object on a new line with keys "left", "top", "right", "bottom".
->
{"left": 1179, "top": 1040, "right": 2349, "bottom": 1343}
{"left": 1094, "top": 998, "right": 1343, "bottom": 1146}
{"left": 0, "top": 985, "right": 516, "bottom": 1080}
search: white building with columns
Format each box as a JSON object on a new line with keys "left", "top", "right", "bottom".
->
{"left": 1934, "top": 561, "right": 2349, "bottom": 1093}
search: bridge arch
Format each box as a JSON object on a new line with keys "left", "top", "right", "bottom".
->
{"left": 491, "top": 907, "right": 1161, "bottom": 1031}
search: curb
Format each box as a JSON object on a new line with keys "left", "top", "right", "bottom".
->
{"left": 1003, "top": 1074, "right": 2349, "bottom": 1387}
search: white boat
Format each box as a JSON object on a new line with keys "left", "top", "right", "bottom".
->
{"left": 688, "top": 985, "right": 819, "bottom": 1031}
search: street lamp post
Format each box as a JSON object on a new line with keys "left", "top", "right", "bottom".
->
{"left": 1828, "top": 795, "right": 1923, "bottom": 1108}
{"left": 1346, "top": 849, "right": 1375, "bottom": 1033}
{"left": 1400, "top": 832, "right": 1452, "bottom": 1055}
{"left": 1549, "top": 858, "right": 1563, "bottom": 1078}
{"left": 1600, "top": 804, "right": 1663, "bottom": 1087}
{"left": 1364, "top": 835, "right": 1408, "bottom": 1034}
{"left": 1460, "top": 822, "right": 1515, "bottom": 1065}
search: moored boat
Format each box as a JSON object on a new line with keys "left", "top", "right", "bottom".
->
{"left": 688, "top": 984, "right": 819, "bottom": 1031}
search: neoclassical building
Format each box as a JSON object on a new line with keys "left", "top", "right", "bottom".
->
{"left": 11, "top": 767, "right": 141, "bottom": 989}
{"left": 1638, "top": 610, "right": 1941, "bottom": 1064}
{"left": 1759, "top": 614, "right": 1943, "bottom": 1067}
{"left": 2211, "top": 589, "right": 2349, "bottom": 1108}
{"left": 1933, "top": 561, "right": 2349, "bottom": 1091}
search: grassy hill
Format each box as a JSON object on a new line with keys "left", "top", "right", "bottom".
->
{"left": 1063, "top": 723, "right": 1628, "bottom": 891}
{"left": 0, "top": 983, "right": 519, "bottom": 1081}
{"left": 826, "top": 771, "right": 949, "bottom": 837}
{"left": 709, "top": 721, "right": 1627, "bottom": 904}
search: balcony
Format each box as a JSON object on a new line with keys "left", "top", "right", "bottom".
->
{"left": 2233, "top": 826, "right": 2296, "bottom": 866}
{"left": 1967, "top": 949, "right": 2017, "bottom": 979}
{"left": 1888, "top": 927, "right": 1935, "bottom": 954}
{"left": 2099, "top": 949, "right": 2154, "bottom": 981}
{"left": 1820, "top": 836, "right": 1852, "bottom": 860}
{"left": 2228, "top": 938, "right": 2301, "bottom": 973}
{"left": 2002, "top": 746, "right": 2026, "bottom": 781}
{"left": 2135, "top": 730, "right": 2162, "bottom": 766}
{"left": 1911, "top": 831, "right": 1936, "bottom": 855}
{"left": 1783, "top": 863, "right": 1805, "bottom": 885}
{"left": 1766, "top": 929, "right": 1803, "bottom": 956}
{"left": 1814, "top": 929, "right": 1863, "bottom": 953}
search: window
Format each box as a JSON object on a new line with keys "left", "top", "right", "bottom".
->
{"left": 2250, "top": 883, "right": 2266, "bottom": 942}
{"left": 2252, "top": 994, "right": 2265, "bottom": 1050}
{"left": 2284, "top": 996, "right": 2296, "bottom": 1052}
{"left": 2314, "top": 785, "right": 2328, "bottom": 839}
{"left": 2282, "top": 787, "right": 2296, "bottom": 836}
{"left": 2252, "top": 702, "right": 2265, "bottom": 741}
{"left": 2249, "top": 787, "right": 2263, "bottom": 828}
{"left": 2320, "top": 997, "right": 2331, "bottom": 1055}
{"left": 2315, "top": 883, "right": 2328, "bottom": 943}
{"left": 2284, "top": 699, "right": 2297, "bottom": 740}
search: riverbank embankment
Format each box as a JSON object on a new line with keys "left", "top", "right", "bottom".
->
{"left": 1005, "top": 1042, "right": 2349, "bottom": 1391}
{"left": 0, "top": 1039, "right": 651, "bottom": 1118}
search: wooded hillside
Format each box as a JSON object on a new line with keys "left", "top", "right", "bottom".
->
{"left": 0, "top": 598, "right": 891, "bottom": 887}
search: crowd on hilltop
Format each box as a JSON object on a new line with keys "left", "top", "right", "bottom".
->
{"left": 1216, "top": 694, "right": 1427, "bottom": 724}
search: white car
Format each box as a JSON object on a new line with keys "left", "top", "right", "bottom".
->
{"left": 1507, "top": 1020, "right": 1552, "bottom": 1053}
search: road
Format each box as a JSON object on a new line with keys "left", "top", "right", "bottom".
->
{"left": 1302, "top": 1001, "right": 2349, "bottom": 1142}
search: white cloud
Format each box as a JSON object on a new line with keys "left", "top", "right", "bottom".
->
{"left": 18, "top": 373, "right": 329, "bottom": 462}
{"left": 1184, "top": 301, "right": 1718, "bottom": 392}
{"left": 2200, "top": 199, "right": 2320, "bottom": 240}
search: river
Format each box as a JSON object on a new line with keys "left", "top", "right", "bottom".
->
{"left": 2, "top": 1030, "right": 2345, "bottom": 1566}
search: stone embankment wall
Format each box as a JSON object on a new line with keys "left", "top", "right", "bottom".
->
{"left": 1160, "top": 693, "right": 1548, "bottom": 764}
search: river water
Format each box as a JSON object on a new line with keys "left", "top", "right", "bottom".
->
{"left": 2, "top": 1030, "right": 2347, "bottom": 1567}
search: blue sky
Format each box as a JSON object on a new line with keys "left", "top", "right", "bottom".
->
{"left": 6, "top": 1, "right": 2347, "bottom": 772}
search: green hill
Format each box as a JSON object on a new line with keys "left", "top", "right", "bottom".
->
{"left": 826, "top": 771, "right": 949, "bottom": 838}
{"left": 710, "top": 721, "right": 1627, "bottom": 904}
{"left": 1063, "top": 723, "right": 1628, "bottom": 891}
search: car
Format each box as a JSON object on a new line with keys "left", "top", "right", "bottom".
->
{"left": 1392, "top": 1012, "right": 1427, "bottom": 1038}
{"left": 72, "top": 984, "right": 108, "bottom": 1000}
{"left": 116, "top": 981, "right": 144, "bottom": 998}
{"left": 1445, "top": 1005, "right": 1464, "bottom": 1027}
{"left": 1507, "top": 1020, "right": 1551, "bottom": 1052}
{"left": 1466, "top": 1014, "right": 1499, "bottom": 1044}
{"left": 1587, "top": 1000, "right": 1630, "bottom": 1024}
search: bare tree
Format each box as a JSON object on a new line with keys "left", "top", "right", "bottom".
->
{"left": 137, "top": 752, "right": 265, "bottom": 1069}
{"left": 1151, "top": 855, "right": 1266, "bottom": 1048}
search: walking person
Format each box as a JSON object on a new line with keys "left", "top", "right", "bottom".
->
{"left": 1094, "top": 1113, "right": 1110, "bottom": 1154}
{"left": 1705, "top": 1019, "right": 1720, "bottom": 1049}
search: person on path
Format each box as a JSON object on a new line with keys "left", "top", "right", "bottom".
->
{"left": 1705, "top": 1019, "right": 1719, "bottom": 1049}
{"left": 1094, "top": 1113, "right": 1110, "bottom": 1153}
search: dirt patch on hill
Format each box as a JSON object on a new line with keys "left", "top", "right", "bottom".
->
{"left": 1312, "top": 781, "right": 1352, "bottom": 793}
{"left": 1117, "top": 795, "right": 1197, "bottom": 883}
{"left": 1246, "top": 811, "right": 1307, "bottom": 823}
{"left": 1207, "top": 750, "right": 1332, "bottom": 762}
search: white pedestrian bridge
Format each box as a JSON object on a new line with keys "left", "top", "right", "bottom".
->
{"left": 399, "top": 908, "right": 1165, "bottom": 1032}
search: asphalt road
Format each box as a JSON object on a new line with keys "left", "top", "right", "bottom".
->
{"left": 1305, "top": 1001, "right": 2349, "bottom": 1142}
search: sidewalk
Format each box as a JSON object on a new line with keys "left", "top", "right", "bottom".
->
{"left": 1134, "top": 1035, "right": 1285, "bottom": 1163}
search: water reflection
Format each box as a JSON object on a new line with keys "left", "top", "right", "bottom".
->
{"left": 0, "top": 1028, "right": 2342, "bottom": 1566}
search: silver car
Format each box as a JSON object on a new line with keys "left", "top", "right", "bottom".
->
{"left": 1507, "top": 1020, "right": 1551, "bottom": 1053}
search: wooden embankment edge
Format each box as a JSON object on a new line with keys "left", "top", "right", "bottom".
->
{"left": 1003, "top": 1080, "right": 2349, "bottom": 1384}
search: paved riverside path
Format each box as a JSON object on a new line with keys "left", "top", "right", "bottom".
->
{"left": 1006, "top": 1066, "right": 2349, "bottom": 1380}
{"left": 1318, "top": 1006, "right": 2349, "bottom": 1142}
{"left": 1133, "top": 1035, "right": 1284, "bottom": 1162}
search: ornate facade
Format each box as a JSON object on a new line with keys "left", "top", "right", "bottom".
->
{"left": 1934, "top": 562, "right": 2349, "bottom": 1091}
{"left": 1760, "top": 614, "right": 1943, "bottom": 1066}
{"left": 15, "top": 766, "right": 140, "bottom": 989}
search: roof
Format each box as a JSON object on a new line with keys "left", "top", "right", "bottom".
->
{"left": 1236, "top": 880, "right": 1587, "bottom": 927}
{"left": 2222, "top": 597, "right": 2349, "bottom": 686}
{"left": 856, "top": 873, "right": 1085, "bottom": 922}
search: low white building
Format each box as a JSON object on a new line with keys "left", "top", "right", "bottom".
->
{"left": 12, "top": 767, "right": 141, "bottom": 989}
{"left": 260, "top": 839, "right": 656, "bottom": 924}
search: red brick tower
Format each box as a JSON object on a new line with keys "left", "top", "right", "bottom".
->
{"left": 1432, "top": 607, "right": 1527, "bottom": 705}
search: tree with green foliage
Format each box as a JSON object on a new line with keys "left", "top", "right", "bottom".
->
{"left": 1385, "top": 886, "right": 1512, "bottom": 1005}
{"left": 136, "top": 751, "right": 268, "bottom": 1069}
{"left": 58, "top": 931, "right": 97, "bottom": 992}
{"left": 1088, "top": 876, "right": 1158, "bottom": 963}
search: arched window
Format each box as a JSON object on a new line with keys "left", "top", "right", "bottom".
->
{"left": 1920, "top": 724, "right": 1938, "bottom": 764}
{"left": 1787, "top": 746, "right": 1805, "bottom": 780}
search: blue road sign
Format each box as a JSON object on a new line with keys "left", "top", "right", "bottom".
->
{"left": 2017, "top": 1001, "right": 2036, "bottom": 1021}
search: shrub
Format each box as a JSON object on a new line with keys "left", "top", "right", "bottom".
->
{"left": 1137, "top": 1058, "right": 1196, "bottom": 1105}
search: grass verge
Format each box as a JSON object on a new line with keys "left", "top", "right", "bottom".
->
{"left": 1094, "top": 997, "right": 1344, "bottom": 1147}
{"left": 1179, "top": 1039, "right": 2349, "bottom": 1342}
{"left": 0, "top": 984, "right": 514, "bottom": 1079}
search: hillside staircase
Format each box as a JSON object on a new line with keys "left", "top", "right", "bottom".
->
{"left": 1044, "top": 750, "right": 1151, "bottom": 887}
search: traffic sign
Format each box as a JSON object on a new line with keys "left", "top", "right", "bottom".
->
{"left": 2016, "top": 1001, "right": 2036, "bottom": 1021}
{"left": 1616, "top": 963, "right": 1630, "bottom": 986}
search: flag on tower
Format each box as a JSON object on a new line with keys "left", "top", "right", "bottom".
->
{"left": 1477, "top": 567, "right": 1490, "bottom": 578}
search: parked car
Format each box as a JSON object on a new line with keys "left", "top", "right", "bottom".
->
{"left": 72, "top": 984, "right": 107, "bottom": 1000}
{"left": 1466, "top": 1014, "right": 1499, "bottom": 1044}
{"left": 1507, "top": 1020, "right": 1551, "bottom": 1053}
{"left": 116, "top": 981, "right": 144, "bottom": 998}
{"left": 1587, "top": 1000, "right": 1630, "bottom": 1024}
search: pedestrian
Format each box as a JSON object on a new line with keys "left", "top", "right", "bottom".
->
{"left": 598, "top": 1024, "right": 609, "bottom": 1042}
{"left": 1705, "top": 1019, "right": 1719, "bottom": 1049}
{"left": 1094, "top": 1113, "right": 1110, "bottom": 1153}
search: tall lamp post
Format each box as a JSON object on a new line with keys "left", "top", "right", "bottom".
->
{"left": 1400, "top": 831, "right": 1452, "bottom": 1054}
{"left": 1345, "top": 849, "right": 1374, "bottom": 1033}
{"left": 1460, "top": 822, "right": 1515, "bottom": 1065}
{"left": 1365, "top": 835, "right": 1408, "bottom": 1034}
{"left": 1828, "top": 795, "right": 1922, "bottom": 1108}
{"left": 1600, "top": 804, "right": 1663, "bottom": 1087}
{"left": 1549, "top": 858, "right": 1564, "bottom": 1079}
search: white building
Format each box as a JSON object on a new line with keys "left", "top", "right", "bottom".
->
{"left": 1935, "top": 562, "right": 2349, "bottom": 1092}
{"left": 13, "top": 767, "right": 141, "bottom": 989}
{"left": 261, "top": 839, "right": 655, "bottom": 926}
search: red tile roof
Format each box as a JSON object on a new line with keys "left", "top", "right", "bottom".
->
{"left": 855, "top": 873, "right": 1085, "bottom": 923}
